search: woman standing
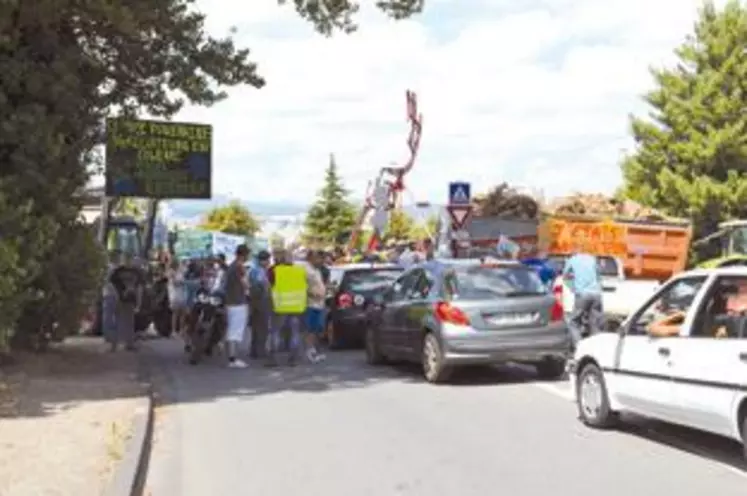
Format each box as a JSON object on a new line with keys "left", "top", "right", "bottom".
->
{"left": 167, "top": 260, "right": 188, "bottom": 337}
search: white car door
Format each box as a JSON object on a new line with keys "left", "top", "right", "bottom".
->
{"left": 667, "top": 275, "right": 747, "bottom": 438}
{"left": 609, "top": 276, "right": 708, "bottom": 421}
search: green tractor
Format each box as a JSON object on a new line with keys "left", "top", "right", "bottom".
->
{"left": 696, "top": 220, "right": 747, "bottom": 268}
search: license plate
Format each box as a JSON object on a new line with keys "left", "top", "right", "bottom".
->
{"left": 487, "top": 312, "right": 537, "bottom": 326}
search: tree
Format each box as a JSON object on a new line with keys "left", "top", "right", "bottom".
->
{"left": 199, "top": 201, "right": 260, "bottom": 236}
{"left": 304, "top": 154, "right": 357, "bottom": 245}
{"left": 621, "top": 0, "right": 747, "bottom": 242}
{"left": 267, "top": 232, "right": 284, "bottom": 249}
{"left": 279, "top": 0, "right": 424, "bottom": 35}
{"left": 0, "top": 0, "right": 424, "bottom": 347}
{"left": 385, "top": 209, "right": 415, "bottom": 241}
{"left": 410, "top": 214, "right": 440, "bottom": 240}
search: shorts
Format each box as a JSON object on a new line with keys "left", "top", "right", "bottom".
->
{"left": 225, "top": 304, "right": 249, "bottom": 342}
{"left": 304, "top": 308, "right": 325, "bottom": 334}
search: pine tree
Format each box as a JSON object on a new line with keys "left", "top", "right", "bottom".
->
{"left": 304, "top": 154, "right": 357, "bottom": 246}
{"left": 621, "top": 0, "right": 747, "bottom": 240}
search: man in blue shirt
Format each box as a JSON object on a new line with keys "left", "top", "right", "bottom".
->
{"left": 562, "top": 252, "right": 603, "bottom": 343}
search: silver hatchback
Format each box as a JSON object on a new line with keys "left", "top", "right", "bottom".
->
{"left": 365, "top": 259, "right": 571, "bottom": 383}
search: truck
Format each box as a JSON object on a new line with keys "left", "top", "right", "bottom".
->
{"left": 463, "top": 215, "right": 674, "bottom": 320}
{"left": 548, "top": 254, "right": 660, "bottom": 323}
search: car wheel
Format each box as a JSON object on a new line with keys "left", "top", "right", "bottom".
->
{"left": 740, "top": 412, "right": 747, "bottom": 467}
{"left": 422, "top": 333, "right": 452, "bottom": 384}
{"left": 576, "top": 363, "right": 616, "bottom": 428}
{"left": 535, "top": 356, "right": 566, "bottom": 380}
{"left": 364, "top": 325, "right": 385, "bottom": 365}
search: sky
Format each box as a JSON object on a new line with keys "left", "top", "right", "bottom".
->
{"left": 167, "top": 0, "right": 728, "bottom": 206}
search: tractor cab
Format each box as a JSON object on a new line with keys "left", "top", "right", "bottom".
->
{"left": 105, "top": 216, "right": 143, "bottom": 260}
{"left": 698, "top": 220, "right": 747, "bottom": 268}
{"left": 721, "top": 220, "right": 747, "bottom": 257}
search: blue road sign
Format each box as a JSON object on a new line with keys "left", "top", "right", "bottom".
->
{"left": 449, "top": 182, "right": 471, "bottom": 205}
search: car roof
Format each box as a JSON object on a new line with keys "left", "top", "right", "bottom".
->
{"left": 423, "top": 258, "right": 524, "bottom": 268}
{"left": 672, "top": 266, "right": 747, "bottom": 279}
{"left": 333, "top": 263, "right": 402, "bottom": 271}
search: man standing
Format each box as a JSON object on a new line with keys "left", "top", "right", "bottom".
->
{"left": 303, "top": 251, "right": 328, "bottom": 363}
{"left": 108, "top": 254, "right": 144, "bottom": 352}
{"left": 266, "top": 249, "right": 306, "bottom": 367}
{"left": 223, "top": 244, "right": 251, "bottom": 368}
{"left": 248, "top": 250, "right": 272, "bottom": 360}
{"left": 562, "top": 251, "right": 603, "bottom": 345}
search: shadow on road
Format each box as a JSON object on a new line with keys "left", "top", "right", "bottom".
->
{"left": 0, "top": 336, "right": 146, "bottom": 418}
{"left": 144, "top": 337, "right": 553, "bottom": 409}
{"left": 618, "top": 415, "right": 745, "bottom": 472}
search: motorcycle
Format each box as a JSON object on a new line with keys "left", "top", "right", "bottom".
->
{"left": 150, "top": 275, "right": 173, "bottom": 338}
{"left": 187, "top": 288, "right": 225, "bottom": 365}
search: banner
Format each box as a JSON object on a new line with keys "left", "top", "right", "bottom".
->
{"left": 211, "top": 232, "right": 246, "bottom": 261}
{"left": 173, "top": 230, "right": 212, "bottom": 260}
{"left": 545, "top": 218, "right": 627, "bottom": 257}
{"left": 105, "top": 118, "right": 212, "bottom": 199}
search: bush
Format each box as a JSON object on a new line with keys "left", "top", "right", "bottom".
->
{"left": 12, "top": 223, "right": 106, "bottom": 350}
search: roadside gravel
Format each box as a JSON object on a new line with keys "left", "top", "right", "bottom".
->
{"left": 0, "top": 336, "right": 149, "bottom": 496}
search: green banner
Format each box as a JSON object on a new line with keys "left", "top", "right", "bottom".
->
{"left": 105, "top": 118, "right": 212, "bottom": 199}
{"left": 173, "top": 230, "right": 213, "bottom": 260}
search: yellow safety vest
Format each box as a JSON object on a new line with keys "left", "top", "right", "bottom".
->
{"left": 272, "top": 264, "right": 308, "bottom": 314}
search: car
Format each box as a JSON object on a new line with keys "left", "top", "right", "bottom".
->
{"left": 548, "top": 254, "right": 660, "bottom": 322}
{"left": 325, "top": 263, "right": 404, "bottom": 349}
{"left": 364, "top": 258, "right": 572, "bottom": 383}
{"left": 569, "top": 267, "right": 747, "bottom": 465}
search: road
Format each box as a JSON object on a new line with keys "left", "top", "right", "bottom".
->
{"left": 143, "top": 339, "right": 746, "bottom": 496}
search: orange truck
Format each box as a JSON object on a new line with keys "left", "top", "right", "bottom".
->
{"left": 542, "top": 215, "right": 692, "bottom": 280}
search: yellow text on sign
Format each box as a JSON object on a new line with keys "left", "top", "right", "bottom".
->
{"left": 545, "top": 219, "right": 627, "bottom": 257}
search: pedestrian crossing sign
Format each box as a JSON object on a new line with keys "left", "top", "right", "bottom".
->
{"left": 449, "top": 182, "right": 471, "bottom": 205}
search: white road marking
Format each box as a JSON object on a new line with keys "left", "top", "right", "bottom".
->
{"left": 532, "top": 381, "right": 574, "bottom": 401}
{"left": 530, "top": 382, "right": 747, "bottom": 480}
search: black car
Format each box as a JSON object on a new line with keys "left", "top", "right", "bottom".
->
{"left": 325, "top": 263, "right": 404, "bottom": 349}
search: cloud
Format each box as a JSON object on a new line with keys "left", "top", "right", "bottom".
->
{"left": 169, "top": 0, "right": 726, "bottom": 206}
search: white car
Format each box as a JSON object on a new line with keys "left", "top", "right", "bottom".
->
{"left": 569, "top": 267, "right": 747, "bottom": 465}
{"left": 550, "top": 255, "right": 660, "bottom": 321}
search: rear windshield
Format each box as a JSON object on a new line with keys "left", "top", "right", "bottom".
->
{"left": 443, "top": 265, "right": 547, "bottom": 299}
{"left": 341, "top": 269, "right": 402, "bottom": 292}
{"left": 547, "top": 255, "right": 619, "bottom": 277}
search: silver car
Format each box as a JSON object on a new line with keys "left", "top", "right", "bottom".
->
{"left": 365, "top": 259, "right": 572, "bottom": 383}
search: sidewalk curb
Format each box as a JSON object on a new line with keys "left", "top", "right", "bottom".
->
{"left": 105, "top": 356, "right": 154, "bottom": 496}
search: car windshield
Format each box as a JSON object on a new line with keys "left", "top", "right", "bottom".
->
{"left": 547, "top": 255, "right": 618, "bottom": 277}
{"left": 443, "top": 265, "right": 547, "bottom": 299}
{"left": 342, "top": 269, "right": 402, "bottom": 292}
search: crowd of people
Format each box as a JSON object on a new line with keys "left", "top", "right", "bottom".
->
{"left": 102, "top": 232, "right": 598, "bottom": 366}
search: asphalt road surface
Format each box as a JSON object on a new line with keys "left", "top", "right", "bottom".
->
{"left": 143, "top": 339, "right": 746, "bottom": 496}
